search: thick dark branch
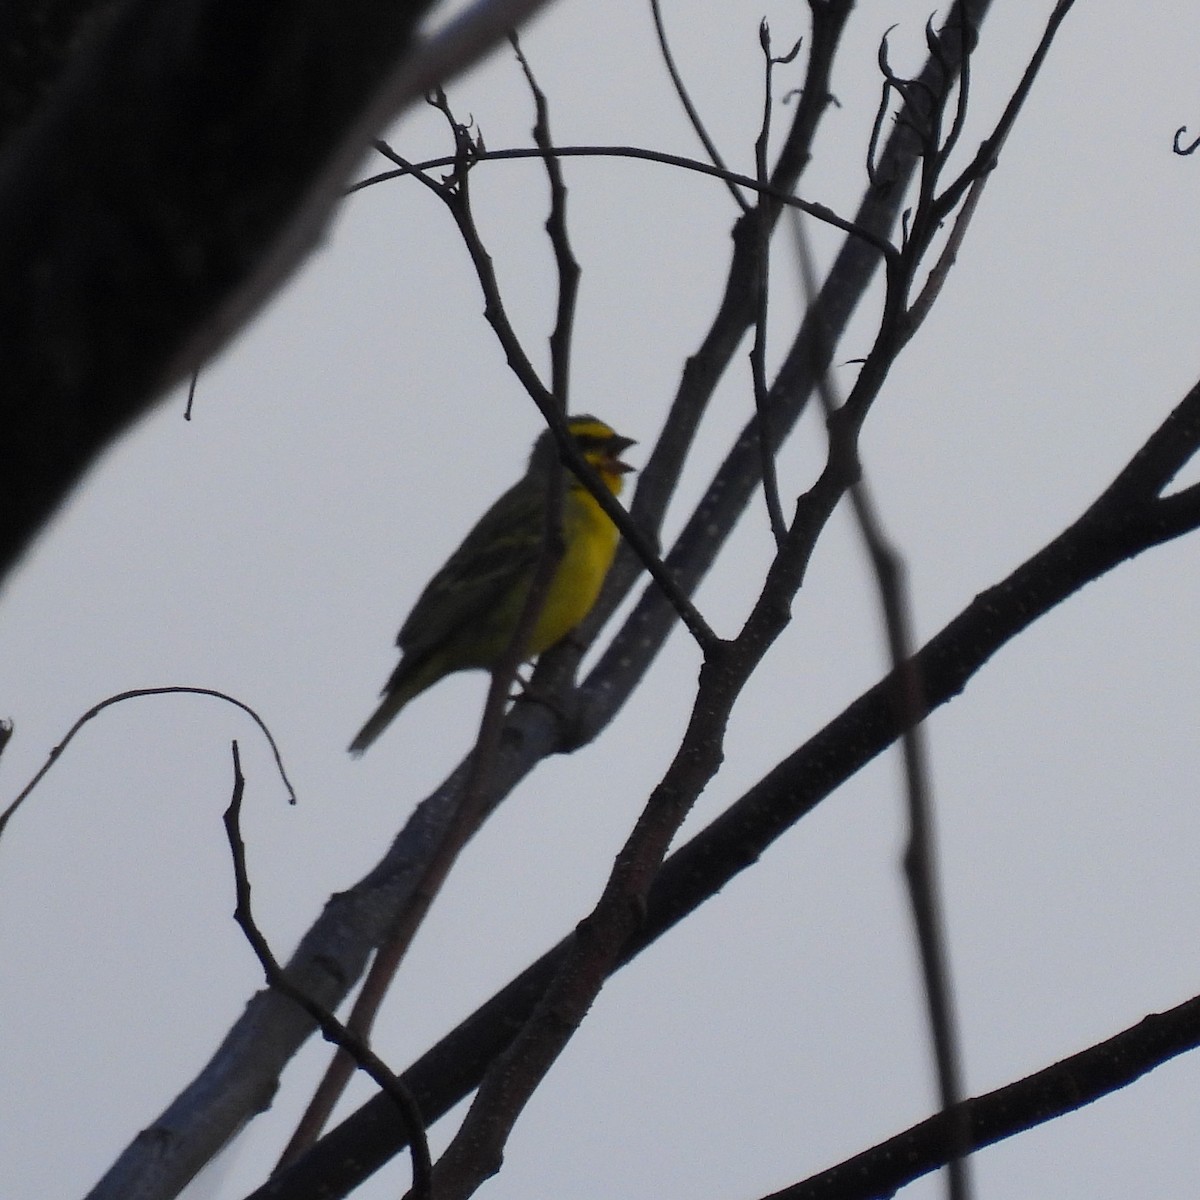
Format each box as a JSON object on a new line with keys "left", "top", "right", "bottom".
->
{"left": 765, "top": 990, "right": 1200, "bottom": 1200}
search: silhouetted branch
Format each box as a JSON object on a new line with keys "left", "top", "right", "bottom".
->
{"left": 649, "top": 0, "right": 750, "bottom": 212}
{"left": 750, "top": 21, "right": 794, "bottom": 549}
{"left": 354, "top": 143, "right": 892, "bottom": 254}
{"left": 0, "top": 686, "right": 295, "bottom": 845}
{"left": 763, "top": 988, "right": 1200, "bottom": 1200}
{"left": 510, "top": 34, "right": 580, "bottom": 405}
{"left": 258, "top": 371, "right": 1200, "bottom": 1200}
{"left": 223, "top": 743, "right": 431, "bottom": 1199}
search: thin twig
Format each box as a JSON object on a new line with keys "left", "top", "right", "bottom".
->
{"left": 649, "top": 0, "right": 750, "bottom": 212}
{"left": 509, "top": 34, "right": 579, "bottom": 404}
{"left": 1173, "top": 125, "right": 1200, "bottom": 155}
{"left": 354, "top": 142, "right": 895, "bottom": 260}
{"left": 0, "top": 685, "right": 295, "bottom": 844}
{"left": 932, "top": 10, "right": 975, "bottom": 174}
{"left": 183, "top": 370, "right": 199, "bottom": 421}
{"left": 223, "top": 742, "right": 431, "bottom": 1200}
{"left": 904, "top": 165, "right": 989, "bottom": 338}
{"left": 750, "top": 21, "right": 790, "bottom": 550}
{"left": 928, "top": 0, "right": 1077, "bottom": 224}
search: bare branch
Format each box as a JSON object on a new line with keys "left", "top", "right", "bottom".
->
{"left": 0, "top": 686, "right": 295, "bottom": 845}
{"left": 649, "top": 0, "right": 750, "bottom": 212}
{"left": 764, "top": 989, "right": 1200, "bottom": 1200}
{"left": 510, "top": 34, "right": 580, "bottom": 405}
{"left": 223, "top": 743, "right": 431, "bottom": 1199}
{"left": 354, "top": 142, "right": 893, "bottom": 256}
{"left": 750, "top": 21, "right": 791, "bottom": 549}
{"left": 260, "top": 372, "right": 1200, "bottom": 1200}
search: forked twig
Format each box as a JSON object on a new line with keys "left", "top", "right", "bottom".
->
{"left": 372, "top": 105, "right": 721, "bottom": 655}
{"left": 223, "top": 742, "right": 431, "bottom": 1200}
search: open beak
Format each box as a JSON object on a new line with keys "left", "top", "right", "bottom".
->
{"left": 604, "top": 435, "right": 637, "bottom": 474}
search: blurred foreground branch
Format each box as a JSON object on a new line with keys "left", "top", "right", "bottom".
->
{"left": 0, "top": 0, "right": 565, "bottom": 586}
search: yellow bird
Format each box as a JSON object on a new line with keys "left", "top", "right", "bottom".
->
{"left": 350, "top": 415, "right": 636, "bottom": 752}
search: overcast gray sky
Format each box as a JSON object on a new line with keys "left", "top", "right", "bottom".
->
{"left": 4, "top": 3, "right": 1200, "bottom": 1199}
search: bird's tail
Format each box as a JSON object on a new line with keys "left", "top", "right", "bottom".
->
{"left": 348, "top": 671, "right": 426, "bottom": 755}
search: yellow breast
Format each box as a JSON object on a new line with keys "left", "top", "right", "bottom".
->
{"left": 528, "top": 476, "right": 622, "bottom": 656}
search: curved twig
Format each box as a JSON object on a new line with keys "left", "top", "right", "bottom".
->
{"left": 353, "top": 142, "right": 896, "bottom": 261}
{"left": 650, "top": 0, "right": 749, "bottom": 212}
{"left": 1173, "top": 125, "right": 1200, "bottom": 156}
{"left": 0, "top": 686, "right": 295, "bottom": 843}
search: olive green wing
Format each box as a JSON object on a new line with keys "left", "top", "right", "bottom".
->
{"left": 395, "top": 476, "right": 547, "bottom": 664}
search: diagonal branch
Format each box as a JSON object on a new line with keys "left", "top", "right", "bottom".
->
{"left": 763, "top": 988, "right": 1200, "bottom": 1200}
{"left": 258, "top": 372, "right": 1200, "bottom": 1200}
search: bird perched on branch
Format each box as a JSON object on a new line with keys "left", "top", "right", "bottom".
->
{"left": 350, "top": 414, "right": 636, "bottom": 753}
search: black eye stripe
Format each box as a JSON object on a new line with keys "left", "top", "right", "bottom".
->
{"left": 572, "top": 433, "right": 611, "bottom": 450}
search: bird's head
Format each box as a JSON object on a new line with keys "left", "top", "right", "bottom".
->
{"left": 529, "top": 415, "right": 636, "bottom": 494}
